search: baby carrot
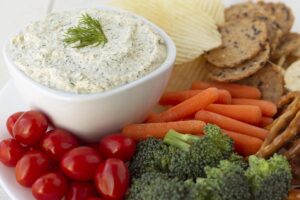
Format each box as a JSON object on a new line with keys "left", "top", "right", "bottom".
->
{"left": 159, "top": 89, "right": 231, "bottom": 105}
{"left": 205, "top": 104, "right": 262, "bottom": 124}
{"left": 231, "top": 98, "right": 277, "bottom": 117}
{"left": 191, "top": 81, "right": 261, "bottom": 99}
{"left": 195, "top": 110, "right": 269, "bottom": 140}
{"left": 122, "top": 120, "right": 206, "bottom": 141}
{"left": 223, "top": 129, "right": 263, "bottom": 156}
{"left": 259, "top": 117, "right": 274, "bottom": 127}
{"left": 148, "top": 87, "right": 219, "bottom": 122}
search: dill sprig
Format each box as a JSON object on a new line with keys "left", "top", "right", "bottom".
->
{"left": 63, "top": 13, "right": 108, "bottom": 48}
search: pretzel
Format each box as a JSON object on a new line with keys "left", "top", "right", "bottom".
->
{"left": 256, "top": 110, "right": 300, "bottom": 158}
{"left": 259, "top": 95, "right": 300, "bottom": 149}
{"left": 283, "top": 139, "right": 300, "bottom": 160}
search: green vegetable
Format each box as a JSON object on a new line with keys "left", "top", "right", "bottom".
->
{"left": 63, "top": 13, "right": 107, "bottom": 48}
{"left": 194, "top": 160, "right": 252, "bottom": 200}
{"left": 126, "top": 172, "right": 189, "bottom": 200}
{"left": 164, "top": 124, "right": 234, "bottom": 179}
{"left": 129, "top": 138, "right": 177, "bottom": 178}
{"left": 245, "top": 154, "right": 292, "bottom": 200}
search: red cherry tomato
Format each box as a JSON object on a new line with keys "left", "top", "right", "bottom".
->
{"left": 40, "top": 129, "right": 79, "bottom": 161}
{"left": 13, "top": 111, "right": 48, "bottom": 145}
{"left": 95, "top": 158, "right": 129, "bottom": 200}
{"left": 32, "top": 172, "right": 68, "bottom": 200}
{"left": 99, "top": 134, "right": 136, "bottom": 161}
{"left": 0, "top": 138, "right": 27, "bottom": 167}
{"left": 15, "top": 150, "right": 49, "bottom": 187}
{"left": 65, "top": 182, "right": 98, "bottom": 200}
{"left": 61, "top": 147, "right": 102, "bottom": 181}
{"left": 86, "top": 198, "right": 105, "bottom": 200}
{"left": 6, "top": 112, "right": 24, "bottom": 136}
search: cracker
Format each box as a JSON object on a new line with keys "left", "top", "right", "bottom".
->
{"left": 205, "top": 18, "right": 268, "bottom": 68}
{"left": 258, "top": 2, "right": 294, "bottom": 35}
{"left": 225, "top": 2, "right": 257, "bottom": 21}
{"left": 284, "top": 60, "right": 300, "bottom": 92}
{"left": 237, "top": 62, "right": 284, "bottom": 103}
{"left": 225, "top": 2, "right": 283, "bottom": 52}
{"left": 209, "top": 44, "right": 270, "bottom": 82}
{"left": 272, "top": 33, "right": 300, "bottom": 59}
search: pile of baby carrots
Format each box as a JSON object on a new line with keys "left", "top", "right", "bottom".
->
{"left": 122, "top": 81, "right": 277, "bottom": 156}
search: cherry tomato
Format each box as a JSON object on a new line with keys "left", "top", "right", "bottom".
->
{"left": 65, "top": 182, "right": 98, "bottom": 200}
{"left": 13, "top": 111, "right": 48, "bottom": 145}
{"left": 15, "top": 150, "right": 49, "bottom": 187}
{"left": 95, "top": 158, "right": 129, "bottom": 200}
{"left": 99, "top": 134, "right": 136, "bottom": 161}
{"left": 0, "top": 138, "right": 27, "bottom": 167}
{"left": 32, "top": 172, "right": 68, "bottom": 200}
{"left": 86, "top": 198, "right": 105, "bottom": 200}
{"left": 61, "top": 147, "right": 102, "bottom": 181}
{"left": 6, "top": 112, "right": 24, "bottom": 137}
{"left": 41, "top": 129, "right": 79, "bottom": 161}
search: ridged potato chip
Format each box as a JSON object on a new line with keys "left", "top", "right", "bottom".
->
{"left": 285, "top": 60, "right": 300, "bottom": 91}
{"left": 196, "top": 0, "right": 225, "bottom": 25}
{"left": 107, "top": 0, "right": 222, "bottom": 64}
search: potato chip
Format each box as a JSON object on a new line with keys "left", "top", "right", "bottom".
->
{"left": 196, "top": 0, "right": 225, "bottom": 25}
{"left": 107, "top": 0, "right": 222, "bottom": 64}
{"left": 284, "top": 60, "right": 300, "bottom": 91}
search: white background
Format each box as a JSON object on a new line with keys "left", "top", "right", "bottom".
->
{"left": 0, "top": 0, "right": 299, "bottom": 199}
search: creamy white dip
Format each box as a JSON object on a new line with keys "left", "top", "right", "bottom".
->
{"left": 8, "top": 9, "right": 167, "bottom": 94}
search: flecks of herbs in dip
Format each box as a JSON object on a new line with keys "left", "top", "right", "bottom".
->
{"left": 8, "top": 9, "right": 167, "bottom": 94}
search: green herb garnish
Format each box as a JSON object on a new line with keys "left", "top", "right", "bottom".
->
{"left": 63, "top": 13, "right": 107, "bottom": 48}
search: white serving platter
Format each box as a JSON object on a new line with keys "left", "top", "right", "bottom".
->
{"left": 0, "top": 0, "right": 300, "bottom": 199}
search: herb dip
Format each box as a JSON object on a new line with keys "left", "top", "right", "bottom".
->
{"left": 8, "top": 9, "right": 167, "bottom": 94}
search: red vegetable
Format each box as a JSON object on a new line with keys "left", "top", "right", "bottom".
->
{"left": 61, "top": 147, "right": 102, "bottom": 181}
{"left": 86, "top": 198, "right": 105, "bottom": 200}
{"left": 41, "top": 129, "right": 79, "bottom": 161}
{"left": 0, "top": 138, "right": 27, "bottom": 167}
{"left": 65, "top": 182, "right": 98, "bottom": 200}
{"left": 95, "top": 158, "right": 129, "bottom": 200}
{"left": 13, "top": 111, "right": 48, "bottom": 145}
{"left": 99, "top": 134, "right": 136, "bottom": 161}
{"left": 15, "top": 150, "right": 49, "bottom": 187}
{"left": 32, "top": 172, "right": 68, "bottom": 200}
{"left": 6, "top": 112, "right": 24, "bottom": 136}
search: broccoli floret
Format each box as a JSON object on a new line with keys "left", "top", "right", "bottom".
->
{"left": 195, "top": 160, "right": 252, "bottom": 200}
{"left": 228, "top": 153, "right": 248, "bottom": 170}
{"left": 245, "top": 154, "right": 292, "bottom": 200}
{"left": 129, "top": 138, "right": 175, "bottom": 178}
{"left": 164, "top": 124, "right": 234, "bottom": 179}
{"left": 126, "top": 172, "right": 190, "bottom": 200}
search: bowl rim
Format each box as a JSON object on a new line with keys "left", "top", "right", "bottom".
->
{"left": 2, "top": 4, "right": 176, "bottom": 101}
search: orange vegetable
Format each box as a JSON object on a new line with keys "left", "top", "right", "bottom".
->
{"left": 231, "top": 98, "right": 277, "bottom": 117}
{"left": 148, "top": 87, "right": 219, "bottom": 122}
{"left": 288, "top": 190, "right": 300, "bottom": 200}
{"left": 195, "top": 110, "right": 268, "bottom": 140}
{"left": 259, "top": 117, "right": 274, "bottom": 127}
{"left": 159, "top": 89, "right": 231, "bottom": 105}
{"left": 206, "top": 104, "right": 262, "bottom": 124}
{"left": 122, "top": 120, "right": 205, "bottom": 141}
{"left": 223, "top": 129, "right": 263, "bottom": 156}
{"left": 191, "top": 81, "right": 261, "bottom": 99}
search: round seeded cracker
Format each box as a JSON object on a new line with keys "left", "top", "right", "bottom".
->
{"left": 258, "top": 2, "right": 294, "bottom": 35}
{"left": 205, "top": 18, "right": 268, "bottom": 68}
{"left": 272, "top": 33, "right": 300, "bottom": 59}
{"left": 209, "top": 44, "right": 270, "bottom": 82}
{"left": 225, "top": 2, "right": 283, "bottom": 52}
{"left": 237, "top": 63, "right": 284, "bottom": 103}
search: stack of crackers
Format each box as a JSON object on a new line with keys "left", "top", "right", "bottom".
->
{"left": 205, "top": 2, "right": 296, "bottom": 103}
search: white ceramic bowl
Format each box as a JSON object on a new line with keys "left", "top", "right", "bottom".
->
{"left": 2, "top": 6, "right": 176, "bottom": 142}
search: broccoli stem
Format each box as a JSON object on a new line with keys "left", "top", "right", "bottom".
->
{"left": 163, "top": 130, "right": 201, "bottom": 151}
